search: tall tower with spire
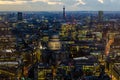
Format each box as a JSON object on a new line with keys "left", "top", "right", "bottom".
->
{"left": 63, "top": 6, "right": 66, "bottom": 20}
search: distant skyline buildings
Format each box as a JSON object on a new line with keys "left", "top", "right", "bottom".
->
{"left": 17, "top": 12, "right": 23, "bottom": 21}
{"left": 0, "top": 0, "right": 119, "bottom": 11}
{"left": 98, "top": 11, "right": 104, "bottom": 22}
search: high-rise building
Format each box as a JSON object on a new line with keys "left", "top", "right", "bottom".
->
{"left": 110, "top": 34, "right": 120, "bottom": 56}
{"left": 48, "top": 35, "right": 61, "bottom": 50}
{"left": 17, "top": 12, "right": 23, "bottom": 21}
{"left": 63, "top": 6, "right": 66, "bottom": 20}
{"left": 98, "top": 11, "right": 104, "bottom": 22}
{"left": 0, "top": 22, "right": 16, "bottom": 50}
{"left": 0, "top": 14, "right": 7, "bottom": 21}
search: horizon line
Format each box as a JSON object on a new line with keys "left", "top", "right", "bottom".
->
{"left": 0, "top": 10, "right": 120, "bottom": 12}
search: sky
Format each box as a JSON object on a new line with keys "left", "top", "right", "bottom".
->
{"left": 0, "top": 0, "right": 119, "bottom": 11}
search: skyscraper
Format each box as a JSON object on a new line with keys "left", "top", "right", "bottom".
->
{"left": 63, "top": 6, "right": 66, "bottom": 20}
{"left": 98, "top": 11, "right": 104, "bottom": 22}
{"left": 17, "top": 12, "right": 23, "bottom": 21}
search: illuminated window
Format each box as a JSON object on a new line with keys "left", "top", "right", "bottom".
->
{"left": 1, "top": 28, "right": 4, "bottom": 31}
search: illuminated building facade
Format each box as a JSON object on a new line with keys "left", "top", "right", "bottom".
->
{"left": 110, "top": 34, "right": 120, "bottom": 56}
{"left": 48, "top": 35, "right": 61, "bottom": 51}
{"left": 0, "top": 22, "right": 16, "bottom": 51}
{"left": 112, "top": 63, "right": 120, "bottom": 80}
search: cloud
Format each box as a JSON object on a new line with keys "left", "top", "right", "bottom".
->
{"left": 32, "top": 0, "right": 63, "bottom": 5}
{"left": 0, "top": 0, "right": 63, "bottom": 5}
{"left": 41, "top": 0, "right": 63, "bottom": 5}
{"left": 98, "top": 0, "right": 104, "bottom": 3}
{"left": 0, "top": 0, "right": 27, "bottom": 4}
{"left": 75, "top": 0, "right": 86, "bottom": 5}
{"left": 0, "top": 0, "right": 119, "bottom": 11}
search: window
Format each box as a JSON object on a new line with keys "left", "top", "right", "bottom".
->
{"left": 1, "top": 28, "right": 4, "bottom": 31}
